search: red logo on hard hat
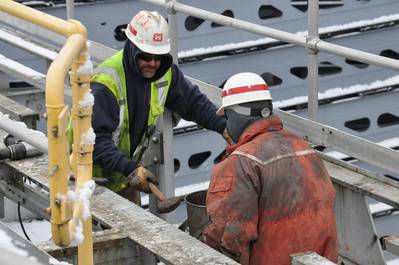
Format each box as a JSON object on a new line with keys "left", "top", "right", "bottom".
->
{"left": 222, "top": 84, "right": 269, "bottom": 97}
{"left": 153, "top": 33, "right": 163, "bottom": 42}
{"left": 128, "top": 24, "right": 137, "bottom": 36}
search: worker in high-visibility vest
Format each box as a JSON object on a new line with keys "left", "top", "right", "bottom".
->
{"left": 202, "top": 72, "right": 338, "bottom": 265}
{"left": 91, "top": 11, "right": 226, "bottom": 203}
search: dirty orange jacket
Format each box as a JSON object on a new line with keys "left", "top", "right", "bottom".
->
{"left": 203, "top": 115, "right": 337, "bottom": 265}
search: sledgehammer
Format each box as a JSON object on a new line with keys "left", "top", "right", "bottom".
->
{"left": 148, "top": 182, "right": 184, "bottom": 213}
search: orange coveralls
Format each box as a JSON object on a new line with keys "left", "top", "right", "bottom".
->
{"left": 203, "top": 115, "right": 337, "bottom": 265}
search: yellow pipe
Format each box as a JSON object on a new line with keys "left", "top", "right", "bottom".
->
{"left": 70, "top": 53, "right": 94, "bottom": 265}
{"left": 3, "top": 2, "right": 94, "bottom": 263}
{"left": 0, "top": 0, "right": 86, "bottom": 38}
{"left": 46, "top": 34, "right": 86, "bottom": 247}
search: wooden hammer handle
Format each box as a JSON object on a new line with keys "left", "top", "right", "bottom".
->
{"left": 149, "top": 182, "right": 166, "bottom": 201}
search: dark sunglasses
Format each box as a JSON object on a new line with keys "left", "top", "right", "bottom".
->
{"left": 138, "top": 53, "right": 162, "bottom": 62}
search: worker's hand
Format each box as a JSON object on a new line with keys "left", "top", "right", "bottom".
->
{"left": 127, "top": 166, "right": 158, "bottom": 193}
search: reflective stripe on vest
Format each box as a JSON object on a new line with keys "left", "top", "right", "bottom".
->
{"left": 93, "top": 66, "right": 125, "bottom": 146}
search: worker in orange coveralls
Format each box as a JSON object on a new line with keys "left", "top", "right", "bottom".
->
{"left": 202, "top": 72, "right": 338, "bottom": 265}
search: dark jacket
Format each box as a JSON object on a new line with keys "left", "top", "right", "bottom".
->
{"left": 92, "top": 41, "right": 226, "bottom": 176}
{"left": 203, "top": 115, "right": 337, "bottom": 265}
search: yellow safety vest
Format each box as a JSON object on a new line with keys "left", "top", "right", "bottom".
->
{"left": 91, "top": 50, "right": 172, "bottom": 192}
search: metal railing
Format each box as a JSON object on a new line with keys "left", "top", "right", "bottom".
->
{"left": 138, "top": 0, "right": 399, "bottom": 180}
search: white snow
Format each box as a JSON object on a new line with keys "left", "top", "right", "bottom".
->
{"left": 0, "top": 229, "right": 29, "bottom": 257}
{"left": 274, "top": 75, "right": 399, "bottom": 108}
{"left": 49, "top": 257, "right": 72, "bottom": 265}
{"left": 369, "top": 202, "right": 394, "bottom": 215}
{"left": 77, "top": 51, "right": 93, "bottom": 75}
{"left": 78, "top": 180, "right": 96, "bottom": 220}
{"left": 175, "top": 119, "right": 197, "bottom": 129}
{"left": 69, "top": 219, "right": 84, "bottom": 247}
{"left": 4, "top": 219, "right": 51, "bottom": 243}
{"left": 179, "top": 14, "right": 399, "bottom": 58}
{"left": 78, "top": 91, "right": 95, "bottom": 108}
{"left": 67, "top": 180, "right": 96, "bottom": 221}
{"left": 80, "top": 127, "right": 96, "bottom": 145}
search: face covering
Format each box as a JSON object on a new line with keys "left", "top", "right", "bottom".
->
{"left": 225, "top": 109, "right": 261, "bottom": 143}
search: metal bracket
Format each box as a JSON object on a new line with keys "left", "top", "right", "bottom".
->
{"left": 141, "top": 130, "right": 163, "bottom": 169}
{"left": 165, "top": 0, "right": 177, "bottom": 13}
{"left": 306, "top": 37, "right": 320, "bottom": 55}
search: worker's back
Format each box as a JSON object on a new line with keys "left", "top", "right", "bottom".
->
{"left": 205, "top": 116, "right": 337, "bottom": 265}
{"left": 236, "top": 117, "right": 338, "bottom": 265}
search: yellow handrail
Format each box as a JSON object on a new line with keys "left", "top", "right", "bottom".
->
{"left": 1, "top": 1, "right": 94, "bottom": 265}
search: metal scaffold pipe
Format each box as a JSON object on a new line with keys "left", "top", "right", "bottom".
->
{"left": 141, "top": 0, "right": 399, "bottom": 71}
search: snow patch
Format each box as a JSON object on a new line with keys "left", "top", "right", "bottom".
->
{"left": 79, "top": 91, "right": 94, "bottom": 108}
{"left": 80, "top": 127, "right": 96, "bottom": 145}
{"left": 77, "top": 51, "right": 93, "bottom": 75}
{"left": 274, "top": 75, "right": 399, "bottom": 108}
{"left": 0, "top": 229, "right": 29, "bottom": 257}
{"left": 49, "top": 257, "right": 73, "bottom": 265}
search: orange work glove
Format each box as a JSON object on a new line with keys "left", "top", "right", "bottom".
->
{"left": 127, "top": 166, "right": 158, "bottom": 193}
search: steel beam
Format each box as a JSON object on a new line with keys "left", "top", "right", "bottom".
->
{"left": 0, "top": 93, "right": 39, "bottom": 129}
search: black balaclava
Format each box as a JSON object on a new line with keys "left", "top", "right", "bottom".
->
{"left": 225, "top": 100, "right": 273, "bottom": 143}
{"left": 123, "top": 40, "right": 173, "bottom": 82}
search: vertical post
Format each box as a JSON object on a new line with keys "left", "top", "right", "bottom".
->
{"left": 70, "top": 52, "right": 94, "bottom": 265}
{"left": 307, "top": 0, "right": 319, "bottom": 121}
{"left": 66, "top": 0, "right": 75, "bottom": 20}
{"left": 167, "top": 1, "right": 179, "bottom": 63}
{"left": 148, "top": 1, "right": 179, "bottom": 223}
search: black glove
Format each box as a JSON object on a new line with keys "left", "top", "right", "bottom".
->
{"left": 127, "top": 166, "right": 158, "bottom": 193}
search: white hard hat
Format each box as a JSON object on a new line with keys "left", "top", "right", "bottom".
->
{"left": 217, "top": 72, "right": 272, "bottom": 116}
{"left": 125, "top": 10, "right": 170, "bottom": 55}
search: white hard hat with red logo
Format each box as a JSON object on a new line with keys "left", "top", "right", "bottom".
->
{"left": 125, "top": 10, "right": 170, "bottom": 55}
{"left": 217, "top": 72, "right": 272, "bottom": 116}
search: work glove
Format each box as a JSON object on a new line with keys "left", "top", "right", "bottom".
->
{"left": 127, "top": 166, "right": 158, "bottom": 194}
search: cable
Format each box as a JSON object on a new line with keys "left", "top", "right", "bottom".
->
{"left": 17, "top": 202, "right": 31, "bottom": 242}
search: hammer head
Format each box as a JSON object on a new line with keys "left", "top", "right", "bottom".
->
{"left": 157, "top": 196, "right": 184, "bottom": 214}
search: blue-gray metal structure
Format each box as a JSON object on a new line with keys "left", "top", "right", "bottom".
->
{"left": 1, "top": 1, "right": 399, "bottom": 264}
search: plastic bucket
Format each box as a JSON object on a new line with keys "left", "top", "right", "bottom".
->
{"left": 184, "top": 190, "right": 209, "bottom": 238}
